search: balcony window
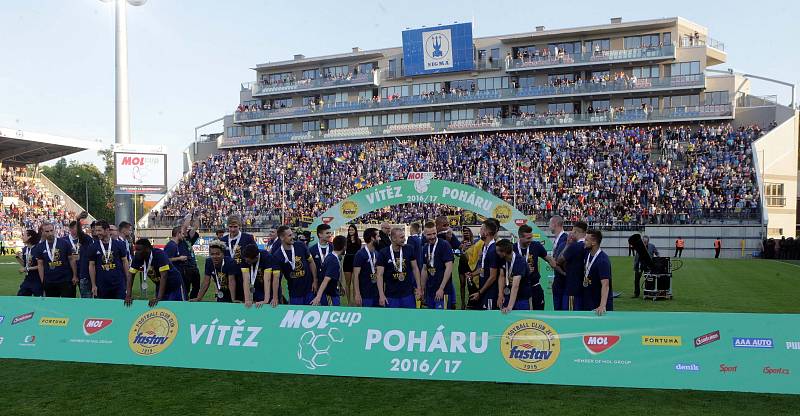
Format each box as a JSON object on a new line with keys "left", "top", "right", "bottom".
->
{"left": 357, "top": 62, "right": 375, "bottom": 75}
{"left": 765, "top": 183, "right": 785, "bottom": 207}
{"left": 381, "top": 113, "right": 409, "bottom": 125}
{"left": 272, "top": 98, "right": 293, "bottom": 108}
{"left": 624, "top": 34, "right": 660, "bottom": 49}
{"left": 585, "top": 39, "right": 610, "bottom": 53}
{"left": 665, "top": 95, "right": 700, "bottom": 108}
{"left": 268, "top": 123, "right": 292, "bottom": 134}
{"left": 631, "top": 65, "right": 660, "bottom": 79}
{"left": 412, "top": 111, "right": 441, "bottom": 123}
{"left": 302, "top": 120, "right": 320, "bottom": 132}
{"left": 549, "top": 41, "right": 582, "bottom": 54}
{"left": 323, "top": 65, "right": 350, "bottom": 78}
{"left": 444, "top": 109, "right": 474, "bottom": 121}
{"left": 670, "top": 61, "right": 701, "bottom": 76}
{"left": 548, "top": 103, "right": 574, "bottom": 114}
{"left": 705, "top": 91, "right": 730, "bottom": 105}
{"left": 302, "top": 69, "right": 320, "bottom": 80}
{"left": 624, "top": 97, "right": 659, "bottom": 110}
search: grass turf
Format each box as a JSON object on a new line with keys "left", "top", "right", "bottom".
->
{"left": 1, "top": 254, "right": 799, "bottom": 415}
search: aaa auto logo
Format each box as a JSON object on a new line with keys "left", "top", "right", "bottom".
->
{"left": 83, "top": 319, "right": 113, "bottom": 336}
{"left": 583, "top": 335, "right": 621, "bottom": 354}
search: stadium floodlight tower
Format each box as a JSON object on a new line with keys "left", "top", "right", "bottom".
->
{"left": 100, "top": 0, "right": 147, "bottom": 226}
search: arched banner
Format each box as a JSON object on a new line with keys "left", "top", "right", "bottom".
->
{"left": 309, "top": 178, "right": 554, "bottom": 309}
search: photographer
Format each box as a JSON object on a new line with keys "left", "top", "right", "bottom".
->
{"left": 632, "top": 235, "right": 658, "bottom": 298}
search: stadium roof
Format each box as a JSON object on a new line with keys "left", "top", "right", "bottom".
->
{"left": 0, "top": 126, "right": 103, "bottom": 165}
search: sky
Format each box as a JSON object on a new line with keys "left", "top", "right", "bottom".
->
{"left": 1, "top": 0, "right": 798, "bottom": 189}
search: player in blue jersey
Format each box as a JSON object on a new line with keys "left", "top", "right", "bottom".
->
{"left": 271, "top": 225, "right": 314, "bottom": 305}
{"left": 583, "top": 229, "right": 613, "bottom": 315}
{"left": 16, "top": 229, "right": 43, "bottom": 296}
{"left": 241, "top": 244, "right": 277, "bottom": 308}
{"left": 127, "top": 238, "right": 185, "bottom": 307}
{"left": 557, "top": 221, "right": 588, "bottom": 311}
{"left": 36, "top": 222, "right": 78, "bottom": 297}
{"left": 311, "top": 235, "right": 347, "bottom": 306}
{"left": 468, "top": 218, "right": 501, "bottom": 310}
{"left": 513, "top": 224, "right": 557, "bottom": 310}
{"left": 352, "top": 228, "right": 381, "bottom": 307}
{"left": 420, "top": 221, "right": 455, "bottom": 309}
{"left": 376, "top": 226, "right": 422, "bottom": 308}
{"left": 87, "top": 220, "right": 130, "bottom": 299}
{"left": 193, "top": 240, "right": 239, "bottom": 302}
{"left": 496, "top": 239, "right": 531, "bottom": 312}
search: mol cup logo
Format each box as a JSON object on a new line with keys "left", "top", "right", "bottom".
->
{"left": 583, "top": 335, "right": 620, "bottom": 354}
{"left": 492, "top": 205, "right": 512, "bottom": 222}
{"left": 83, "top": 319, "right": 113, "bottom": 336}
{"left": 39, "top": 317, "right": 69, "bottom": 327}
{"left": 340, "top": 200, "right": 359, "bottom": 218}
{"left": 500, "top": 319, "right": 560, "bottom": 373}
{"left": 422, "top": 29, "right": 452, "bottom": 70}
{"left": 732, "top": 337, "right": 773, "bottom": 349}
{"left": 642, "top": 336, "right": 682, "bottom": 346}
{"left": 12, "top": 312, "right": 34, "bottom": 325}
{"left": 407, "top": 172, "right": 434, "bottom": 193}
{"left": 128, "top": 309, "right": 178, "bottom": 356}
{"left": 694, "top": 330, "right": 721, "bottom": 348}
{"left": 297, "top": 328, "right": 344, "bottom": 370}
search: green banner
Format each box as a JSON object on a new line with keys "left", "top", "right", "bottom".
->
{"left": 0, "top": 297, "right": 797, "bottom": 394}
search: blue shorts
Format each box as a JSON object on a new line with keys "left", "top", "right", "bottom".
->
{"left": 503, "top": 298, "right": 530, "bottom": 310}
{"left": 320, "top": 295, "right": 340, "bottom": 306}
{"left": 97, "top": 283, "right": 126, "bottom": 300}
{"left": 561, "top": 294, "right": 584, "bottom": 311}
{"left": 18, "top": 279, "right": 43, "bottom": 297}
{"left": 425, "top": 293, "right": 452, "bottom": 310}
{"left": 290, "top": 293, "right": 314, "bottom": 305}
{"left": 387, "top": 295, "right": 416, "bottom": 308}
{"left": 361, "top": 297, "right": 379, "bottom": 307}
{"left": 161, "top": 283, "right": 185, "bottom": 301}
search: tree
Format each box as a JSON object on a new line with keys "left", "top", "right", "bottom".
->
{"left": 41, "top": 150, "right": 116, "bottom": 222}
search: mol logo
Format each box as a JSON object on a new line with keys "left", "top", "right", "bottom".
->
{"left": 128, "top": 309, "right": 178, "bottom": 356}
{"left": 321, "top": 217, "right": 334, "bottom": 225}
{"left": 583, "top": 335, "right": 620, "bottom": 354}
{"left": 500, "top": 319, "right": 560, "bottom": 373}
{"left": 514, "top": 219, "right": 527, "bottom": 227}
{"left": 83, "top": 319, "right": 113, "bottom": 336}
{"left": 407, "top": 172, "right": 434, "bottom": 193}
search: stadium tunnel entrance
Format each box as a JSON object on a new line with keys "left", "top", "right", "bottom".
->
{"left": 309, "top": 178, "right": 555, "bottom": 310}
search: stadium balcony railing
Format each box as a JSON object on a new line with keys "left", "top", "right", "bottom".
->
{"left": 506, "top": 45, "right": 675, "bottom": 72}
{"left": 222, "top": 103, "right": 733, "bottom": 147}
{"left": 247, "top": 71, "right": 379, "bottom": 97}
{"left": 233, "top": 73, "right": 704, "bottom": 123}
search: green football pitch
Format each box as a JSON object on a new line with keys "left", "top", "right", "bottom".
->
{"left": 1, "top": 255, "right": 799, "bottom": 415}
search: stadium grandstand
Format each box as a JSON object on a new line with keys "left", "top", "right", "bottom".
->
{"left": 143, "top": 16, "right": 799, "bottom": 255}
{"left": 0, "top": 126, "right": 100, "bottom": 246}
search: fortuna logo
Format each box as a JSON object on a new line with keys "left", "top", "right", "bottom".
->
{"left": 732, "top": 337, "right": 773, "bottom": 348}
{"left": 12, "top": 312, "right": 34, "bottom": 325}
{"left": 500, "top": 319, "right": 560, "bottom": 373}
{"left": 694, "top": 330, "right": 721, "bottom": 347}
{"left": 39, "top": 317, "right": 69, "bottom": 327}
{"left": 720, "top": 364, "right": 737, "bottom": 373}
{"left": 787, "top": 341, "right": 800, "bottom": 350}
{"left": 190, "top": 319, "right": 262, "bottom": 347}
{"left": 128, "top": 309, "right": 178, "bottom": 356}
{"left": 83, "top": 319, "right": 113, "bottom": 336}
{"left": 583, "top": 335, "right": 621, "bottom": 354}
{"left": 642, "top": 336, "right": 682, "bottom": 346}
{"left": 675, "top": 363, "right": 700, "bottom": 372}
{"left": 763, "top": 366, "right": 790, "bottom": 375}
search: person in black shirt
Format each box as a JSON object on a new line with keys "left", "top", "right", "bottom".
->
{"left": 179, "top": 214, "right": 201, "bottom": 299}
{"left": 343, "top": 224, "right": 361, "bottom": 305}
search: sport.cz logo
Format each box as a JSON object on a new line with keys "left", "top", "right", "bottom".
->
{"left": 720, "top": 364, "right": 737, "bottom": 373}
{"left": 83, "top": 319, "right": 113, "bottom": 336}
{"left": 583, "top": 335, "right": 620, "bottom": 354}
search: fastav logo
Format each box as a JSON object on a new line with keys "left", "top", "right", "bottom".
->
{"left": 763, "top": 366, "right": 790, "bottom": 375}
{"left": 642, "top": 336, "right": 682, "bottom": 346}
{"left": 720, "top": 364, "right": 738, "bottom": 373}
{"left": 501, "top": 319, "right": 560, "bottom": 373}
{"left": 39, "top": 317, "right": 69, "bottom": 327}
{"left": 190, "top": 318, "right": 262, "bottom": 348}
{"left": 694, "top": 330, "right": 721, "bottom": 348}
{"left": 128, "top": 309, "right": 178, "bottom": 356}
{"left": 407, "top": 172, "right": 435, "bottom": 193}
{"left": 298, "top": 327, "right": 344, "bottom": 370}
{"left": 583, "top": 335, "right": 621, "bottom": 355}
{"left": 83, "top": 319, "right": 113, "bottom": 336}
{"left": 732, "top": 337, "right": 773, "bottom": 349}
{"left": 492, "top": 205, "right": 512, "bottom": 222}
{"left": 340, "top": 200, "right": 359, "bottom": 218}
{"left": 675, "top": 363, "right": 700, "bottom": 372}
{"left": 12, "top": 312, "right": 34, "bottom": 325}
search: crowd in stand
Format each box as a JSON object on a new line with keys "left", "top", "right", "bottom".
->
{"left": 153, "top": 123, "right": 763, "bottom": 230}
{"left": 0, "top": 167, "right": 74, "bottom": 243}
